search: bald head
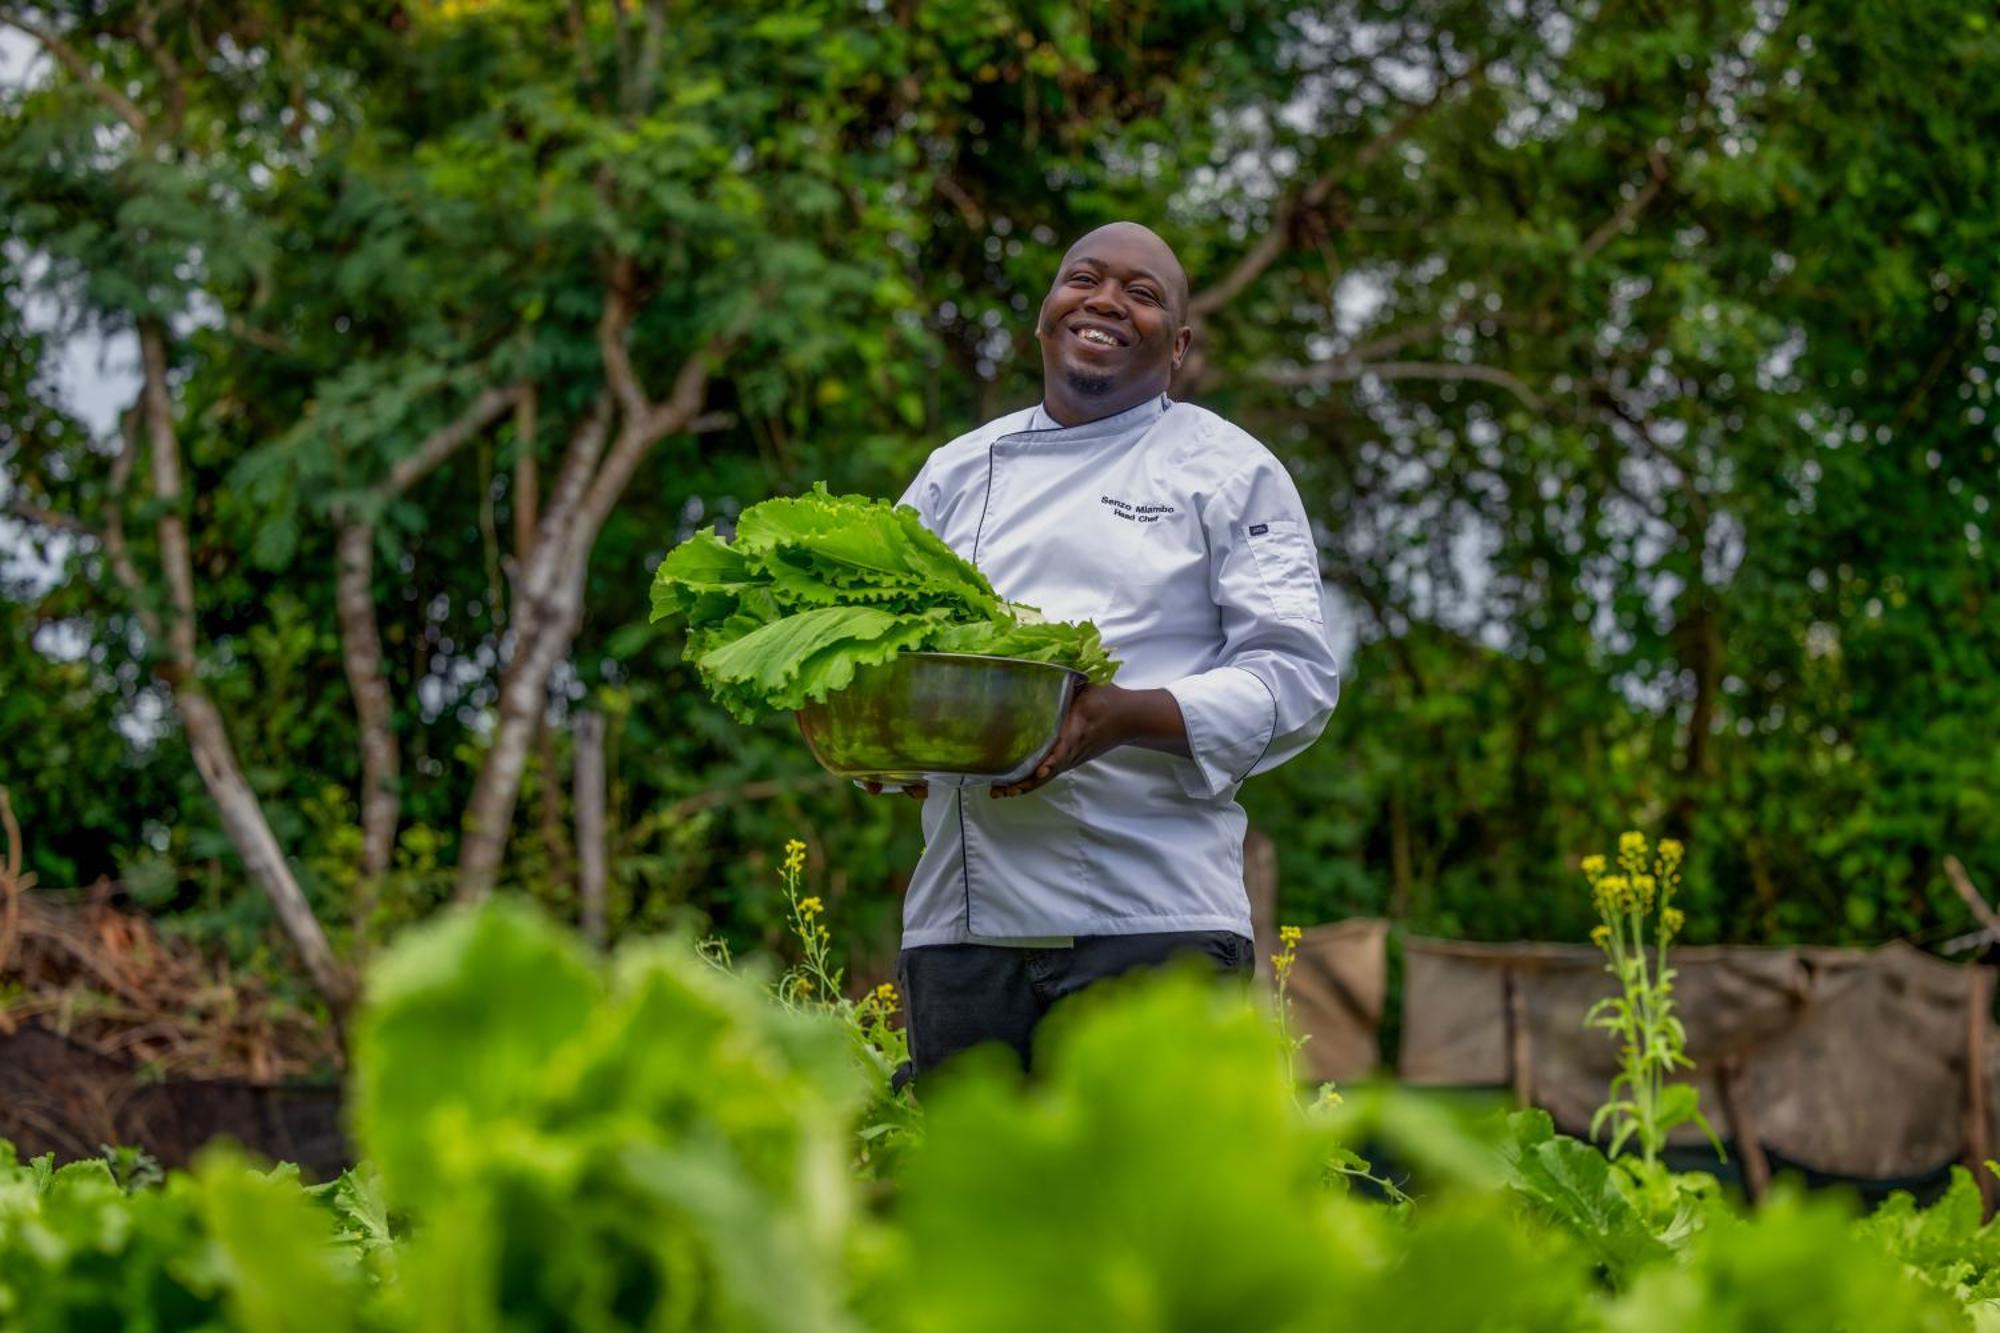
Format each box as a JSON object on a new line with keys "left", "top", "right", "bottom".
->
{"left": 1059, "top": 221, "right": 1191, "bottom": 324}
{"left": 1035, "top": 220, "right": 1195, "bottom": 425}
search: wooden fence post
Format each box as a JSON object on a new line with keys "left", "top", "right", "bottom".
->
{"left": 1504, "top": 966, "right": 1534, "bottom": 1107}
{"left": 1966, "top": 965, "right": 1994, "bottom": 1219}
{"left": 1716, "top": 1053, "right": 1772, "bottom": 1205}
{"left": 573, "top": 712, "right": 607, "bottom": 949}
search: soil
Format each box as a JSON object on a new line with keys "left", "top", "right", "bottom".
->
{"left": 0, "top": 1020, "right": 350, "bottom": 1180}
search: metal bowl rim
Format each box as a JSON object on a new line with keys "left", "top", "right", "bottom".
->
{"left": 887, "top": 650, "right": 1086, "bottom": 677}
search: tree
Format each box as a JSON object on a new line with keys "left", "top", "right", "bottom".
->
{"left": 4, "top": 0, "right": 1995, "bottom": 1007}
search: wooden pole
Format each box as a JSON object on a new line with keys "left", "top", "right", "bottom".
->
{"left": 1504, "top": 967, "right": 1534, "bottom": 1107}
{"left": 0, "top": 788, "right": 26, "bottom": 979}
{"left": 573, "top": 711, "right": 608, "bottom": 949}
{"left": 1966, "top": 965, "right": 1994, "bottom": 1218}
{"left": 1244, "top": 825, "right": 1278, "bottom": 987}
{"left": 1716, "top": 1053, "right": 1772, "bottom": 1205}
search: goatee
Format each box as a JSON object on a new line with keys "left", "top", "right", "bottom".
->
{"left": 1065, "top": 368, "right": 1115, "bottom": 396}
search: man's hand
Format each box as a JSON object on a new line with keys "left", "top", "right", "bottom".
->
{"left": 863, "top": 780, "right": 928, "bottom": 801}
{"left": 990, "top": 683, "right": 1190, "bottom": 799}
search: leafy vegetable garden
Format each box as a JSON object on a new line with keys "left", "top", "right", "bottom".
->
{"left": 3, "top": 834, "right": 1996, "bottom": 1332}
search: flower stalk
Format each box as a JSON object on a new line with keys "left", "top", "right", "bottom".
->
{"left": 1581, "top": 832, "right": 1717, "bottom": 1165}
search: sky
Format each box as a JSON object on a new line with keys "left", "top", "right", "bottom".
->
{"left": 2, "top": 27, "right": 144, "bottom": 595}
{"left": 2, "top": 28, "right": 142, "bottom": 437}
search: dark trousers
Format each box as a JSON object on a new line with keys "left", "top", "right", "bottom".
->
{"left": 897, "top": 931, "right": 1254, "bottom": 1079}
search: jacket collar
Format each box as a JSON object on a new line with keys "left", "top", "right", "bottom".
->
{"left": 1012, "top": 393, "right": 1171, "bottom": 446}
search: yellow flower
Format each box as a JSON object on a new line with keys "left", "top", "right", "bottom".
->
{"left": 1658, "top": 838, "right": 1685, "bottom": 870}
{"left": 796, "top": 977, "right": 815, "bottom": 994}
{"left": 1279, "top": 925, "right": 1303, "bottom": 946}
{"left": 1661, "top": 907, "right": 1686, "bottom": 939}
{"left": 799, "top": 896, "right": 823, "bottom": 916}
{"left": 783, "top": 838, "right": 807, "bottom": 875}
{"left": 1631, "top": 874, "right": 1657, "bottom": 912}
{"left": 1618, "top": 830, "right": 1648, "bottom": 874}
{"left": 1590, "top": 924, "right": 1613, "bottom": 949}
{"left": 873, "top": 981, "right": 898, "bottom": 1010}
{"left": 1593, "top": 874, "right": 1632, "bottom": 916}
{"left": 1580, "top": 854, "right": 1608, "bottom": 880}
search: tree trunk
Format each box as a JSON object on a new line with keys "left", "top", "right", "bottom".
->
{"left": 177, "top": 690, "right": 355, "bottom": 1014}
{"left": 453, "top": 284, "right": 714, "bottom": 903}
{"left": 1673, "top": 585, "right": 1724, "bottom": 829}
{"left": 329, "top": 384, "right": 521, "bottom": 894}
{"left": 456, "top": 553, "right": 590, "bottom": 901}
{"left": 335, "top": 520, "right": 399, "bottom": 882}
{"left": 574, "top": 710, "right": 608, "bottom": 947}
{"left": 136, "top": 322, "right": 355, "bottom": 1019}
{"left": 537, "top": 720, "right": 574, "bottom": 894}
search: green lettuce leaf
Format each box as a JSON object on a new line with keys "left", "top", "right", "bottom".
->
{"left": 650, "top": 484, "right": 1118, "bottom": 721}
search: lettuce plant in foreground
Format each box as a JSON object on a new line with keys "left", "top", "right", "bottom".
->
{"left": 350, "top": 902, "right": 869, "bottom": 1332}
{"left": 649, "top": 484, "right": 1117, "bottom": 722}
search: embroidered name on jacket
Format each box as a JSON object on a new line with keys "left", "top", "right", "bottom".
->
{"left": 1100, "top": 494, "right": 1180, "bottom": 523}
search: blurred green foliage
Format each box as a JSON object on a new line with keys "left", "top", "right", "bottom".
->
{"left": 2, "top": 900, "right": 1991, "bottom": 1330}
{"left": 0, "top": 0, "right": 1996, "bottom": 990}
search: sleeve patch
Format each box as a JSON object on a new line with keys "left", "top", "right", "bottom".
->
{"left": 1244, "top": 519, "right": 1325, "bottom": 624}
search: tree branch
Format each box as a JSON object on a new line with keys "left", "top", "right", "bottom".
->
{"left": 334, "top": 520, "right": 397, "bottom": 882}
{"left": 1257, "top": 358, "right": 1543, "bottom": 410}
{"left": 528, "top": 392, "right": 614, "bottom": 590}
{"left": 456, "top": 337, "right": 716, "bottom": 905}
{"left": 565, "top": 0, "right": 599, "bottom": 95}
{"left": 628, "top": 0, "right": 666, "bottom": 118}
{"left": 139, "top": 322, "right": 197, "bottom": 672}
{"left": 3, "top": 497, "right": 99, "bottom": 541}
{"left": 577, "top": 346, "right": 712, "bottom": 543}
{"left": 1576, "top": 149, "right": 1669, "bottom": 263}
{"left": 597, "top": 260, "right": 650, "bottom": 424}
{"left": 0, "top": 10, "right": 149, "bottom": 136}
{"left": 512, "top": 383, "right": 540, "bottom": 568}
{"left": 330, "top": 379, "right": 522, "bottom": 884}
{"left": 103, "top": 402, "right": 162, "bottom": 640}
{"left": 1592, "top": 382, "right": 1711, "bottom": 526}
{"left": 607, "top": 0, "right": 634, "bottom": 108}
{"left": 1189, "top": 194, "right": 1299, "bottom": 320}
{"left": 227, "top": 317, "right": 293, "bottom": 354}
{"left": 934, "top": 173, "right": 986, "bottom": 231}
{"left": 1946, "top": 856, "right": 2000, "bottom": 937}
{"left": 1342, "top": 308, "right": 1536, "bottom": 364}
{"left": 1189, "top": 60, "right": 1487, "bottom": 319}
{"left": 131, "top": 0, "right": 185, "bottom": 139}
{"left": 381, "top": 383, "right": 527, "bottom": 498}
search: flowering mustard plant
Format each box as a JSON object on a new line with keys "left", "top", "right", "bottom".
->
{"left": 1581, "top": 832, "right": 1719, "bottom": 1166}
{"left": 767, "top": 838, "right": 915, "bottom": 1175}
{"left": 777, "top": 839, "right": 844, "bottom": 1008}
{"left": 1272, "top": 923, "right": 1410, "bottom": 1205}
{"left": 1270, "top": 925, "right": 1307, "bottom": 1083}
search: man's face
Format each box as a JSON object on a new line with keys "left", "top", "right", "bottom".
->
{"left": 1035, "top": 224, "right": 1192, "bottom": 410}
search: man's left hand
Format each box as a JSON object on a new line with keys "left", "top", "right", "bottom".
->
{"left": 990, "top": 683, "right": 1190, "bottom": 799}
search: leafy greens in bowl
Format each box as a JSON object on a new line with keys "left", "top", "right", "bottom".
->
{"left": 649, "top": 484, "right": 1118, "bottom": 724}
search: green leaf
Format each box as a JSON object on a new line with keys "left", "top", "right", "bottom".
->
{"left": 650, "top": 485, "right": 1118, "bottom": 721}
{"left": 191, "top": 1148, "right": 369, "bottom": 1333}
{"left": 1496, "top": 1109, "right": 1674, "bottom": 1283}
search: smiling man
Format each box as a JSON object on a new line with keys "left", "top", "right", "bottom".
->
{"left": 880, "top": 221, "right": 1341, "bottom": 1076}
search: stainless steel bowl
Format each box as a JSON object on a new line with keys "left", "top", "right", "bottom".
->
{"left": 794, "top": 651, "right": 1082, "bottom": 786}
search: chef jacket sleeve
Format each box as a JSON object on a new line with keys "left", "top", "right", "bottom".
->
{"left": 1162, "top": 453, "right": 1341, "bottom": 799}
{"left": 895, "top": 456, "right": 937, "bottom": 524}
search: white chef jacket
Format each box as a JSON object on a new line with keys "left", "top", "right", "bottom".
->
{"left": 895, "top": 393, "right": 1340, "bottom": 947}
